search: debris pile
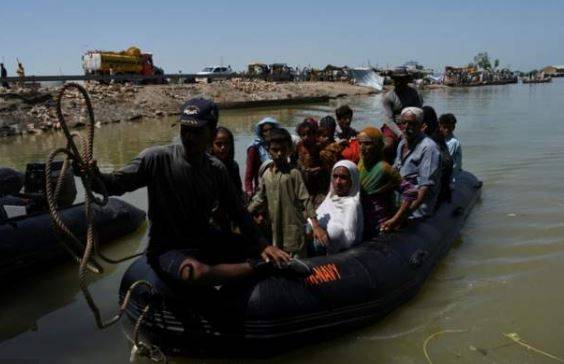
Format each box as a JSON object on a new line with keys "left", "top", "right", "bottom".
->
{"left": 1, "top": 81, "right": 375, "bottom": 137}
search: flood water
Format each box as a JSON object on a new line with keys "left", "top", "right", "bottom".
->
{"left": 2, "top": 80, "right": 564, "bottom": 363}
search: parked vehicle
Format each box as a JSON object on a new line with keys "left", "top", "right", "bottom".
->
{"left": 320, "top": 65, "right": 351, "bottom": 82}
{"left": 82, "top": 46, "right": 164, "bottom": 84}
{"left": 196, "top": 66, "right": 234, "bottom": 83}
{"left": 268, "top": 63, "right": 294, "bottom": 82}
{"left": 247, "top": 63, "right": 269, "bottom": 80}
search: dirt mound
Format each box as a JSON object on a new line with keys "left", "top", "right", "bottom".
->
{"left": 0, "top": 81, "right": 375, "bottom": 137}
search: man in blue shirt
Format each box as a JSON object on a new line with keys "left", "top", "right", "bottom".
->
{"left": 394, "top": 107, "right": 442, "bottom": 218}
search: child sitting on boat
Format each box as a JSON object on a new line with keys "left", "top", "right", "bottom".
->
{"left": 295, "top": 118, "right": 328, "bottom": 209}
{"left": 439, "top": 113, "right": 462, "bottom": 187}
{"left": 335, "top": 105, "right": 360, "bottom": 163}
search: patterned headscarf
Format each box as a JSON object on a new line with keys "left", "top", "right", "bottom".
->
{"left": 358, "top": 126, "right": 397, "bottom": 195}
{"left": 358, "top": 126, "right": 382, "bottom": 142}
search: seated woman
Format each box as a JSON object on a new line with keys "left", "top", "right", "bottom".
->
{"left": 357, "top": 127, "right": 418, "bottom": 239}
{"left": 309, "top": 160, "right": 363, "bottom": 256}
{"left": 211, "top": 127, "right": 243, "bottom": 199}
{"left": 210, "top": 126, "right": 243, "bottom": 232}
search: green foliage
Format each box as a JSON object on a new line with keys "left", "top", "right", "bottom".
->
{"left": 473, "top": 52, "right": 492, "bottom": 70}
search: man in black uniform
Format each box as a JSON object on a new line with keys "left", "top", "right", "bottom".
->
{"left": 87, "top": 98, "right": 299, "bottom": 285}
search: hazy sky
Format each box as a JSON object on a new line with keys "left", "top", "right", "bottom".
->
{"left": 1, "top": 0, "right": 563, "bottom": 75}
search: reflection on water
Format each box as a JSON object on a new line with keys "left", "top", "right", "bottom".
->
{"left": 2, "top": 80, "right": 564, "bottom": 363}
{"left": 0, "top": 225, "right": 146, "bottom": 342}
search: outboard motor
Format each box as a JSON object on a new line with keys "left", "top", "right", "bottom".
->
{"left": 0, "top": 167, "right": 24, "bottom": 196}
{"left": 0, "top": 167, "right": 25, "bottom": 220}
{"left": 24, "top": 161, "right": 77, "bottom": 213}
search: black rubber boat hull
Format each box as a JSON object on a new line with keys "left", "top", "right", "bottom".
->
{"left": 0, "top": 197, "right": 146, "bottom": 280}
{"left": 120, "top": 171, "right": 482, "bottom": 356}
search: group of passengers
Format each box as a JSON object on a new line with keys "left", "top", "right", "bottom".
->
{"left": 84, "top": 73, "right": 462, "bottom": 286}
{"left": 218, "top": 101, "right": 462, "bottom": 260}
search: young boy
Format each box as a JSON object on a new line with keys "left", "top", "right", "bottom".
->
{"left": 295, "top": 119, "right": 326, "bottom": 207}
{"left": 317, "top": 116, "right": 343, "bottom": 171}
{"left": 248, "top": 128, "right": 328, "bottom": 257}
{"left": 335, "top": 105, "right": 357, "bottom": 140}
{"left": 317, "top": 116, "right": 337, "bottom": 146}
{"left": 335, "top": 105, "right": 360, "bottom": 163}
{"left": 438, "top": 113, "right": 462, "bottom": 185}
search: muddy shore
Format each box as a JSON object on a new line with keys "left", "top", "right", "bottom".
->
{"left": 0, "top": 80, "right": 376, "bottom": 137}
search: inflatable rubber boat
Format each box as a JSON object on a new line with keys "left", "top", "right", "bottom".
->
{"left": 0, "top": 197, "right": 146, "bottom": 280}
{"left": 119, "top": 170, "right": 482, "bottom": 356}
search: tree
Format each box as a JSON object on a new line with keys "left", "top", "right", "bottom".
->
{"left": 494, "top": 59, "right": 500, "bottom": 69}
{"left": 473, "top": 52, "right": 492, "bottom": 70}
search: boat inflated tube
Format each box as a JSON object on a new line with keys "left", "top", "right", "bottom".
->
{"left": 0, "top": 197, "right": 146, "bottom": 280}
{"left": 119, "top": 170, "right": 481, "bottom": 356}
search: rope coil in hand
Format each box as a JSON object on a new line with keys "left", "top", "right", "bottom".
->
{"left": 45, "top": 83, "right": 160, "bottom": 360}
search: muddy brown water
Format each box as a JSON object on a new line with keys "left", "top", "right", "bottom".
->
{"left": 1, "top": 80, "right": 564, "bottom": 363}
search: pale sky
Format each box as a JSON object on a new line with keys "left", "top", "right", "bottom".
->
{"left": 1, "top": 0, "right": 563, "bottom": 75}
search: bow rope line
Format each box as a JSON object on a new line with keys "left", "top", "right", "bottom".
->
{"left": 45, "top": 83, "right": 161, "bottom": 361}
{"left": 423, "top": 329, "right": 468, "bottom": 364}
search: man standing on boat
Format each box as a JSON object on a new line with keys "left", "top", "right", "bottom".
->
{"left": 381, "top": 70, "right": 424, "bottom": 163}
{"left": 84, "top": 98, "right": 306, "bottom": 286}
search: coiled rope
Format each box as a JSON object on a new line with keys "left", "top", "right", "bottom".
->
{"left": 45, "top": 83, "right": 161, "bottom": 361}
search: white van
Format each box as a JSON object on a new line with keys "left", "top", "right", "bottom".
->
{"left": 196, "top": 66, "right": 234, "bottom": 83}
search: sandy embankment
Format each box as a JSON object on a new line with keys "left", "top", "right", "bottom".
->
{"left": 0, "top": 80, "right": 376, "bottom": 136}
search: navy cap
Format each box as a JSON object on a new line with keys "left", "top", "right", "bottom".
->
{"left": 179, "top": 98, "right": 219, "bottom": 128}
{"left": 389, "top": 69, "right": 413, "bottom": 80}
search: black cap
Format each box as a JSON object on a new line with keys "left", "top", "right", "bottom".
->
{"left": 389, "top": 69, "right": 413, "bottom": 80}
{"left": 179, "top": 98, "right": 219, "bottom": 128}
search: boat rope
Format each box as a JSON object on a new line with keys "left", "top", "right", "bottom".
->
{"left": 45, "top": 83, "right": 163, "bottom": 362}
{"left": 423, "top": 329, "right": 468, "bottom": 364}
{"left": 502, "top": 332, "right": 564, "bottom": 362}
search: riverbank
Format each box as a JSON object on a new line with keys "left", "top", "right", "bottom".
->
{"left": 0, "top": 81, "right": 376, "bottom": 137}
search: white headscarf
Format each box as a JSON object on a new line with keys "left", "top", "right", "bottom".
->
{"left": 315, "top": 159, "right": 364, "bottom": 252}
{"left": 325, "top": 159, "right": 360, "bottom": 201}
